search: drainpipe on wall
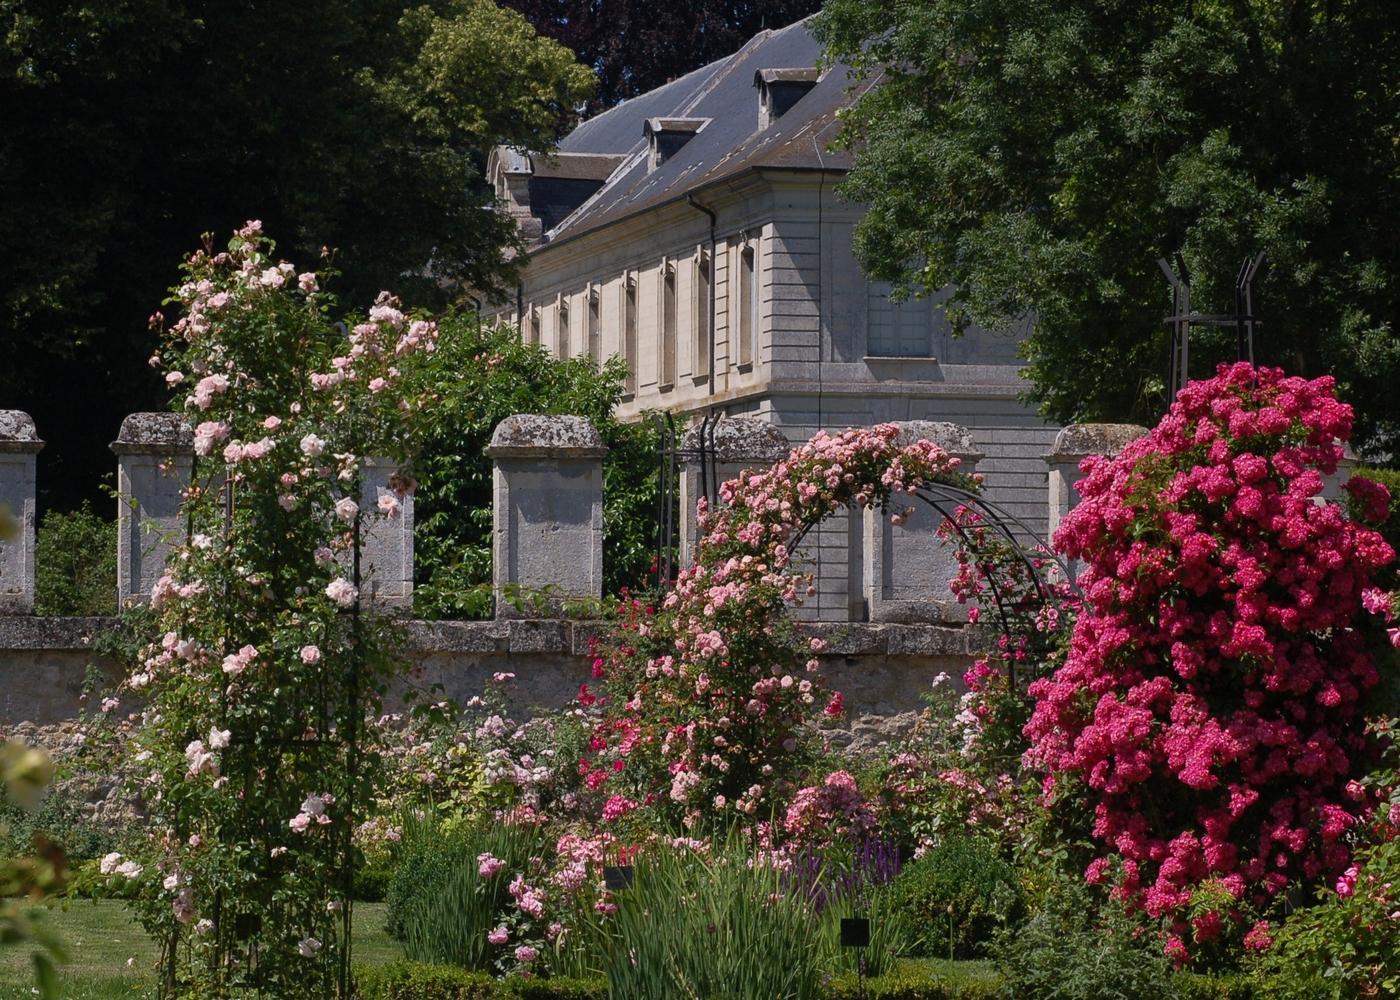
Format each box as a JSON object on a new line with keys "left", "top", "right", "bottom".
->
{"left": 685, "top": 194, "right": 718, "bottom": 401}
{"left": 515, "top": 283, "right": 524, "bottom": 332}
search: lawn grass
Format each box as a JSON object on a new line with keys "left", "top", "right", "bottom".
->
{"left": 0, "top": 900, "right": 399, "bottom": 1000}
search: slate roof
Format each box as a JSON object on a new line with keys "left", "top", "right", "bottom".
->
{"left": 538, "top": 16, "right": 868, "bottom": 247}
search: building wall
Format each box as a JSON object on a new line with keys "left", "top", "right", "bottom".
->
{"left": 487, "top": 172, "right": 1060, "bottom": 621}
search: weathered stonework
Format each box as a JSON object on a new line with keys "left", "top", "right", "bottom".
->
{"left": 864, "top": 421, "right": 983, "bottom": 624}
{"left": 0, "top": 616, "right": 981, "bottom": 753}
{"left": 112, "top": 413, "right": 194, "bottom": 607}
{"left": 487, "top": 415, "right": 606, "bottom": 616}
{"left": 0, "top": 411, "right": 43, "bottom": 614}
{"left": 1045, "top": 423, "right": 1149, "bottom": 538}
{"left": 677, "top": 416, "right": 791, "bottom": 565}
{"left": 359, "top": 457, "right": 415, "bottom": 609}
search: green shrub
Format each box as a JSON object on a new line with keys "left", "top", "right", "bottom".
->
{"left": 354, "top": 963, "right": 608, "bottom": 1000}
{"left": 823, "top": 958, "right": 1003, "bottom": 999}
{"left": 992, "top": 876, "right": 1180, "bottom": 1000}
{"left": 355, "top": 853, "right": 395, "bottom": 902}
{"left": 509, "top": 977, "right": 608, "bottom": 1000}
{"left": 0, "top": 779, "right": 123, "bottom": 866}
{"left": 1175, "top": 972, "right": 1258, "bottom": 1000}
{"left": 886, "top": 838, "right": 1024, "bottom": 959}
{"left": 33, "top": 503, "right": 116, "bottom": 616}
{"left": 385, "top": 815, "right": 547, "bottom": 969}
{"left": 356, "top": 962, "right": 496, "bottom": 999}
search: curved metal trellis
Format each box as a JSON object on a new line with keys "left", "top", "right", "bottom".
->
{"left": 782, "top": 478, "right": 1076, "bottom": 687}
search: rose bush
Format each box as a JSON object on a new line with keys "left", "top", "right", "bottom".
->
{"left": 103, "top": 224, "right": 437, "bottom": 997}
{"left": 585, "top": 425, "right": 972, "bottom": 829}
{"left": 1026, "top": 363, "right": 1396, "bottom": 959}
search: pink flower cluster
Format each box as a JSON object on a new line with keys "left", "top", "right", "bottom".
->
{"left": 1027, "top": 364, "right": 1395, "bottom": 948}
{"left": 589, "top": 425, "right": 968, "bottom": 823}
{"left": 782, "top": 770, "right": 876, "bottom": 848}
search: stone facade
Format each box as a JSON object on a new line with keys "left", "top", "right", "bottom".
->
{"left": 482, "top": 18, "right": 1062, "bottom": 618}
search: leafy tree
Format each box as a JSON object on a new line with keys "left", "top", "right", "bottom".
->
{"left": 500, "top": 0, "right": 821, "bottom": 113}
{"left": 0, "top": 0, "right": 594, "bottom": 509}
{"left": 814, "top": 0, "right": 1400, "bottom": 457}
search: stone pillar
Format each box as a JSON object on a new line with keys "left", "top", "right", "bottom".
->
{"left": 1045, "top": 423, "right": 1149, "bottom": 581}
{"left": 863, "top": 421, "right": 983, "bottom": 624}
{"left": 486, "top": 415, "right": 606, "bottom": 617}
{"left": 1322, "top": 445, "right": 1356, "bottom": 502}
{"left": 359, "top": 457, "right": 414, "bottom": 610}
{"left": 112, "top": 413, "right": 193, "bottom": 606}
{"left": 1045, "top": 424, "right": 1150, "bottom": 539}
{"left": 0, "top": 412, "right": 43, "bottom": 614}
{"left": 677, "top": 417, "right": 791, "bottom": 566}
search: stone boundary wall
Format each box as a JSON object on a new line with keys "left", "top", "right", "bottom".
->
{"left": 0, "top": 411, "right": 1177, "bottom": 751}
{"left": 0, "top": 616, "right": 986, "bottom": 752}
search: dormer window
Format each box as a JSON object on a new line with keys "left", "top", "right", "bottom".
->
{"left": 644, "top": 117, "right": 709, "bottom": 172}
{"left": 754, "top": 68, "right": 820, "bottom": 130}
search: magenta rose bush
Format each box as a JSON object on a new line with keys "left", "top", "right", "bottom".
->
{"left": 586, "top": 425, "right": 973, "bottom": 829}
{"left": 1026, "top": 363, "right": 1396, "bottom": 959}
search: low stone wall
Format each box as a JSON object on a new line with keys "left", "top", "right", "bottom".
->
{"left": 0, "top": 616, "right": 986, "bottom": 752}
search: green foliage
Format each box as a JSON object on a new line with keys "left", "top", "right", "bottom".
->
{"left": 1175, "top": 972, "right": 1258, "bottom": 1000}
{"left": 1352, "top": 466, "right": 1400, "bottom": 589}
{"left": 595, "top": 844, "right": 829, "bottom": 1000}
{"left": 992, "top": 876, "right": 1179, "bottom": 1000}
{"left": 385, "top": 816, "right": 547, "bottom": 969}
{"left": 887, "top": 839, "right": 1023, "bottom": 960}
{"left": 410, "top": 313, "right": 660, "bottom": 617}
{"left": 356, "top": 962, "right": 497, "bottom": 999}
{"left": 33, "top": 503, "right": 116, "bottom": 616}
{"left": 0, "top": 0, "right": 594, "bottom": 513}
{"left": 813, "top": 0, "right": 1400, "bottom": 456}
{"left": 0, "top": 780, "right": 122, "bottom": 867}
{"left": 0, "top": 739, "right": 66, "bottom": 1000}
{"left": 824, "top": 959, "right": 1002, "bottom": 1000}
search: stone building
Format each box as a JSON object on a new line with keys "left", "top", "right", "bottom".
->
{"left": 484, "top": 16, "right": 1059, "bottom": 620}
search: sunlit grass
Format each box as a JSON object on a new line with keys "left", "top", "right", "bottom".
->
{"left": 0, "top": 900, "right": 399, "bottom": 1000}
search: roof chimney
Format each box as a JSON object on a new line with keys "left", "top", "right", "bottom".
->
{"left": 644, "top": 117, "right": 708, "bottom": 172}
{"left": 754, "top": 68, "right": 821, "bottom": 130}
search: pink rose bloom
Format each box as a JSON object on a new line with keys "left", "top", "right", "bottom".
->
{"left": 299, "top": 433, "right": 326, "bottom": 457}
{"left": 377, "top": 494, "right": 401, "bottom": 518}
{"left": 289, "top": 813, "right": 311, "bottom": 833}
{"left": 262, "top": 415, "right": 282, "bottom": 430}
{"left": 300, "top": 645, "right": 322, "bottom": 665}
{"left": 192, "top": 421, "right": 229, "bottom": 457}
{"left": 191, "top": 373, "right": 229, "bottom": 409}
{"left": 487, "top": 926, "right": 509, "bottom": 946}
{"left": 335, "top": 497, "right": 358, "bottom": 522}
{"left": 514, "top": 945, "right": 538, "bottom": 964}
{"left": 325, "top": 578, "right": 358, "bottom": 607}
{"left": 477, "top": 854, "right": 505, "bottom": 878}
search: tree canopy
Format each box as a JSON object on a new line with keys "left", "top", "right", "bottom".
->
{"left": 814, "top": 0, "right": 1400, "bottom": 458}
{"left": 0, "top": 0, "right": 593, "bottom": 508}
{"left": 499, "top": 0, "right": 822, "bottom": 113}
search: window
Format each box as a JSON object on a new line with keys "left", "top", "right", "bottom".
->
{"left": 557, "top": 293, "right": 571, "bottom": 358}
{"left": 867, "top": 282, "right": 933, "bottom": 358}
{"left": 660, "top": 261, "right": 677, "bottom": 390}
{"left": 691, "top": 247, "right": 710, "bottom": 379}
{"left": 623, "top": 274, "right": 638, "bottom": 395}
{"left": 736, "top": 240, "right": 757, "bottom": 368}
{"left": 587, "top": 286, "right": 601, "bottom": 364}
